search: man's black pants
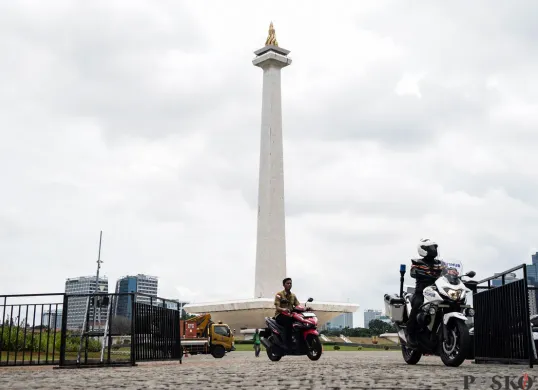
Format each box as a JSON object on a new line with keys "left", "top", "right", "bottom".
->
{"left": 407, "top": 293, "right": 424, "bottom": 337}
{"left": 276, "top": 314, "right": 294, "bottom": 347}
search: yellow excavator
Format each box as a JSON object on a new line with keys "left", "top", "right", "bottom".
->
{"left": 181, "top": 314, "right": 235, "bottom": 358}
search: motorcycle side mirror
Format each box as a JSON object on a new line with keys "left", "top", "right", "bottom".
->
{"left": 307, "top": 297, "right": 314, "bottom": 303}
{"left": 466, "top": 271, "right": 476, "bottom": 278}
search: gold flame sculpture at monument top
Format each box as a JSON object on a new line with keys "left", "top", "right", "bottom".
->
{"left": 265, "top": 22, "right": 278, "bottom": 47}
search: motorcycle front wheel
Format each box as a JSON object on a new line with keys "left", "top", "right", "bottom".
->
{"left": 440, "top": 320, "right": 469, "bottom": 367}
{"left": 266, "top": 345, "right": 282, "bottom": 362}
{"left": 401, "top": 345, "right": 422, "bottom": 364}
{"left": 306, "top": 335, "right": 322, "bottom": 361}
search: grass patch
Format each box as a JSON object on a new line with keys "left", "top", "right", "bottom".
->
{"left": 233, "top": 344, "right": 266, "bottom": 352}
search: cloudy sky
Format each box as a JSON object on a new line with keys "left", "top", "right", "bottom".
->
{"left": 1, "top": 0, "right": 537, "bottom": 326}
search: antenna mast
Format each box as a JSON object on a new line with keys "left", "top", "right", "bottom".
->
{"left": 93, "top": 231, "right": 103, "bottom": 329}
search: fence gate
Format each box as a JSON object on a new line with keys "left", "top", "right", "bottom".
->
{"left": 134, "top": 303, "right": 181, "bottom": 363}
{"left": 474, "top": 278, "right": 535, "bottom": 366}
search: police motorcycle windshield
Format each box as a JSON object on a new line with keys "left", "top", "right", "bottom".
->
{"left": 440, "top": 260, "right": 463, "bottom": 285}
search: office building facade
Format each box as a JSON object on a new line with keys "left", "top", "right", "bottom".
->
{"left": 42, "top": 309, "right": 63, "bottom": 329}
{"left": 491, "top": 262, "right": 538, "bottom": 315}
{"left": 165, "top": 299, "right": 189, "bottom": 318}
{"left": 322, "top": 313, "right": 353, "bottom": 331}
{"left": 364, "top": 309, "right": 382, "bottom": 329}
{"left": 65, "top": 276, "right": 109, "bottom": 330}
{"left": 114, "top": 275, "right": 158, "bottom": 320}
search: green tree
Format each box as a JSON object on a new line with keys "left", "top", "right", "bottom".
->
{"left": 367, "top": 319, "right": 397, "bottom": 335}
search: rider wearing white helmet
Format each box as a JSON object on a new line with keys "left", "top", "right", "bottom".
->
{"left": 407, "top": 238, "right": 443, "bottom": 348}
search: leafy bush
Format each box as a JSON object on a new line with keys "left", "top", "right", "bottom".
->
{"left": 64, "top": 337, "right": 101, "bottom": 352}
{"left": 0, "top": 326, "right": 102, "bottom": 353}
{"left": 384, "top": 346, "right": 389, "bottom": 350}
{"left": 0, "top": 326, "right": 62, "bottom": 352}
{"left": 333, "top": 345, "right": 340, "bottom": 350}
{"left": 357, "top": 346, "right": 362, "bottom": 350}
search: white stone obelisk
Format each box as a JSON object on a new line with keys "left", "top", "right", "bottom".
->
{"left": 253, "top": 23, "right": 292, "bottom": 299}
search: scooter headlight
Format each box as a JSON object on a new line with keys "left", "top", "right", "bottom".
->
{"left": 428, "top": 307, "right": 436, "bottom": 315}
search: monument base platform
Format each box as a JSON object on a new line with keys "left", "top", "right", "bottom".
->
{"left": 183, "top": 298, "right": 359, "bottom": 333}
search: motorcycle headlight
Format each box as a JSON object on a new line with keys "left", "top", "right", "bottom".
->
{"left": 444, "top": 288, "right": 463, "bottom": 301}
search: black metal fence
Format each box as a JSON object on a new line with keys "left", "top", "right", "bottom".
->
{"left": 0, "top": 293, "right": 65, "bottom": 366}
{"left": 0, "top": 292, "right": 183, "bottom": 368}
{"left": 134, "top": 302, "right": 181, "bottom": 361}
{"left": 473, "top": 264, "right": 535, "bottom": 368}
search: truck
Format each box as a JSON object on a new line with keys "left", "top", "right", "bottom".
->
{"left": 180, "top": 313, "right": 235, "bottom": 358}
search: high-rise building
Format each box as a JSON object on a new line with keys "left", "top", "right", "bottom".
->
{"left": 364, "top": 309, "right": 382, "bottom": 329}
{"left": 42, "top": 309, "right": 63, "bottom": 329}
{"left": 65, "top": 276, "right": 108, "bottom": 330}
{"left": 490, "top": 265, "right": 538, "bottom": 316}
{"left": 528, "top": 252, "right": 538, "bottom": 315}
{"left": 529, "top": 284, "right": 537, "bottom": 316}
{"left": 323, "top": 313, "right": 353, "bottom": 330}
{"left": 165, "top": 299, "right": 189, "bottom": 318}
{"left": 491, "top": 272, "right": 518, "bottom": 287}
{"left": 114, "top": 275, "right": 158, "bottom": 320}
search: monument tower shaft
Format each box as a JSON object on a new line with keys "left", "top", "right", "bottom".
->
{"left": 253, "top": 23, "right": 292, "bottom": 298}
{"left": 182, "top": 24, "right": 360, "bottom": 331}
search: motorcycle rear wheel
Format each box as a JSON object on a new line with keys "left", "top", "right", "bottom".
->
{"left": 306, "top": 335, "right": 322, "bottom": 361}
{"left": 401, "top": 345, "right": 422, "bottom": 364}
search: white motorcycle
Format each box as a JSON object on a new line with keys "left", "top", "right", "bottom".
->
{"left": 384, "top": 260, "right": 476, "bottom": 367}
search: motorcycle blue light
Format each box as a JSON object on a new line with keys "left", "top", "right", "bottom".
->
{"left": 400, "top": 264, "right": 406, "bottom": 272}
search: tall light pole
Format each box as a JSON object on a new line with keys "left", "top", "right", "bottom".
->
{"left": 93, "top": 231, "right": 103, "bottom": 330}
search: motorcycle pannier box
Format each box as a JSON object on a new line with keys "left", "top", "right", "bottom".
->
{"left": 383, "top": 294, "right": 405, "bottom": 323}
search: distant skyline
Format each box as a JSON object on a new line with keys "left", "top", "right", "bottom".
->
{"left": 1, "top": 1, "right": 538, "bottom": 330}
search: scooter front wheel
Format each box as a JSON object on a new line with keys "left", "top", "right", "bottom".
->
{"left": 402, "top": 345, "right": 422, "bottom": 364}
{"left": 306, "top": 335, "right": 322, "bottom": 361}
{"left": 266, "top": 346, "right": 282, "bottom": 361}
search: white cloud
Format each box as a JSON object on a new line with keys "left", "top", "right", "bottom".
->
{"left": 1, "top": 0, "right": 537, "bottom": 327}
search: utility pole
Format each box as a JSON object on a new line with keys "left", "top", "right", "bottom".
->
{"left": 93, "top": 231, "right": 103, "bottom": 330}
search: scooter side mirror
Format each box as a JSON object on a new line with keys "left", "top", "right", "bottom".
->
{"left": 466, "top": 271, "right": 476, "bottom": 278}
{"left": 307, "top": 297, "right": 314, "bottom": 303}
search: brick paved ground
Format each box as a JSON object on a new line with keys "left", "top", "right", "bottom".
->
{"left": 0, "top": 351, "right": 534, "bottom": 389}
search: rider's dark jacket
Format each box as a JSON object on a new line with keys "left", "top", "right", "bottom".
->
{"left": 410, "top": 257, "right": 443, "bottom": 293}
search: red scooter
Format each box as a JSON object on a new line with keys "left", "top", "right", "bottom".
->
{"left": 260, "top": 297, "right": 323, "bottom": 361}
